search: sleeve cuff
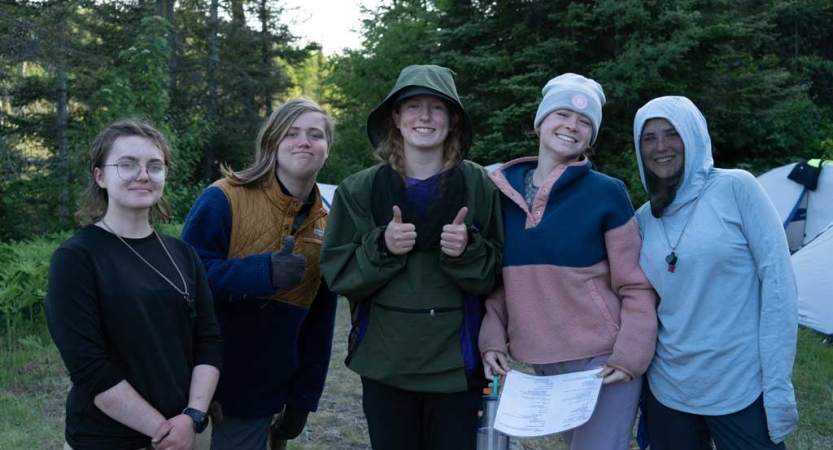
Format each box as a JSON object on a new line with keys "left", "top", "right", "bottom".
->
{"left": 603, "top": 361, "right": 636, "bottom": 379}
{"left": 194, "top": 351, "right": 223, "bottom": 371}
{"left": 440, "top": 230, "right": 483, "bottom": 264}
{"left": 366, "top": 226, "right": 405, "bottom": 266}
{"left": 480, "top": 346, "right": 508, "bottom": 358}
{"left": 89, "top": 365, "right": 126, "bottom": 399}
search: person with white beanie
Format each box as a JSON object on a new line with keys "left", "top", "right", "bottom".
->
{"left": 479, "top": 73, "right": 658, "bottom": 450}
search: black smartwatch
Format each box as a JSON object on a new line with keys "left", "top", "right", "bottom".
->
{"left": 182, "top": 407, "right": 209, "bottom": 433}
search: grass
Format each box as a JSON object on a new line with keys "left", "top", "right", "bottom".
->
{"left": 790, "top": 328, "right": 833, "bottom": 441}
{"left": 0, "top": 333, "right": 66, "bottom": 449}
{"left": 1, "top": 304, "right": 831, "bottom": 449}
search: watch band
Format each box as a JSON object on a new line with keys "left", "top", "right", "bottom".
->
{"left": 182, "top": 407, "right": 209, "bottom": 433}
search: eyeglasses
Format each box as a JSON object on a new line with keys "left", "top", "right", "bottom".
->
{"left": 102, "top": 162, "right": 168, "bottom": 182}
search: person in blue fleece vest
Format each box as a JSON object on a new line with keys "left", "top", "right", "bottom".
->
{"left": 633, "top": 96, "right": 798, "bottom": 449}
{"left": 182, "top": 99, "right": 337, "bottom": 450}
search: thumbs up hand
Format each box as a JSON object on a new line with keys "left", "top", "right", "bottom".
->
{"left": 270, "top": 235, "right": 307, "bottom": 291}
{"left": 440, "top": 207, "right": 469, "bottom": 257}
{"left": 384, "top": 205, "right": 417, "bottom": 255}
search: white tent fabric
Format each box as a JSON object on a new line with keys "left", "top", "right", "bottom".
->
{"left": 757, "top": 162, "right": 833, "bottom": 251}
{"left": 791, "top": 224, "right": 833, "bottom": 334}
{"left": 757, "top": 162, "right": 833, "bottom": 335}
{"left": 316, "top": 183, "right": 337, "bottom": 210}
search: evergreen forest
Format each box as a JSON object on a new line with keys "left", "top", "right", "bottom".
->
{"left": 2, "top": 0, "right": 832, "bottom": 241}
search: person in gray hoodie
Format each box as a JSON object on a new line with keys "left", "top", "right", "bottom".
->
{"left": 633, "top": 96, "right": 798, "bottom": 449}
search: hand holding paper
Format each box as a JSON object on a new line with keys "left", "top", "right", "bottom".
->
{"left": 493, "top": 369, "right": 604, "bottom": 437}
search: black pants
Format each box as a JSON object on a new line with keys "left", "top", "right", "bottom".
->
{"left": 646, "top": 383, "right": 787, "bottom": 450}
{"left": 361, "top": 377, "right": 481, "bottom": 450}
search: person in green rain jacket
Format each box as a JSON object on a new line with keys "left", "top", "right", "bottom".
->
{"left": 320, "top": 65, "right": 504, "bottom": 450}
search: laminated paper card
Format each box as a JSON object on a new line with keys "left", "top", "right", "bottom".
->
{"left": 494, "top": 369, "right": 603, "bottom": 437}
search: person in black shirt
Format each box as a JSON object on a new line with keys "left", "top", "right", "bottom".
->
{"left": 45, "top": 119, "right": 222, "bottom": 450}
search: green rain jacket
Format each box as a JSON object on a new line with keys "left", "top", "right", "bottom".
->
{"left": 320, "top": 160, "right": 504, "bottom": 393}
{"left": 322, "top": 64, "right": 503, "bottom": 393}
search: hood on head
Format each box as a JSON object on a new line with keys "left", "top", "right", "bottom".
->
{"left": 366, "top": 64, "right": 473, "bottom": 155}
{"left": 633, "top": 96, "right": 714, "bottom": 216}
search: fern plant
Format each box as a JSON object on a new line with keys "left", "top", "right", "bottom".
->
{"left": 0, "top": 234, "right": 67, "bottom": 353}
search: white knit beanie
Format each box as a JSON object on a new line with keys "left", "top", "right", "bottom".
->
{"left": 534, "top": 73, "right": 606, "bottom": 144}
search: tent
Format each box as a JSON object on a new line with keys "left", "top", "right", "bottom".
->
{"left": 316, "top": 182, "right": 337, "bottom": 210}
{"left": 757, "top": 160, "right": 833, "bottom": 335}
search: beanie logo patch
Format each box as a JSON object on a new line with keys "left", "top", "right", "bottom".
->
{"left": 572, "top": 94, "right": 588, "bottom": 110}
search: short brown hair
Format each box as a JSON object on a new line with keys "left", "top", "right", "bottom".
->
{"left": 75, "top": 119, "right": 173, "bottom": 225}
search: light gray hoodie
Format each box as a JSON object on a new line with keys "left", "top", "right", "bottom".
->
{"left": 633, "top": 96, "right": 798, "bottom": 444}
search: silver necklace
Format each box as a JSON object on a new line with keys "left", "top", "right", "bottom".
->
{"left": 100, "top": 220, "right": 194, "bottom": 315}
{"left": 660, "top": 195, "right": 701, "bottom": 274}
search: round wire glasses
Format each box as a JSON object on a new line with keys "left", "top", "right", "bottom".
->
{"left": 102, "top": 162, "right": 168, "bottom": 182}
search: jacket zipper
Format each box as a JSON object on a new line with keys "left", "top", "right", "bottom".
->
{"left": 374, "top": 303, "right": 462, "bottom": 317}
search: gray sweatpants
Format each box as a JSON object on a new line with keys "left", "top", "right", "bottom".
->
{"left": 533, "top": 354, "right": 642, "bottom": 450}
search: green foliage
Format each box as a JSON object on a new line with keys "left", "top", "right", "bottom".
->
{"left": 2, "top": 0, "right": 833, "bottom": 232}
{"left": 0, "top": 0, "right": 309, "bottom": 239}
{"left": 280, "top": 50, "right": 333, "bottom": 107}
{"left": 323, "top": 0, "right": 833, "bottom": 203}
{"left": 92, "top": 16, "right": 172, "bottom": 124}
{"left": 166, "top": 112, "right": 211, "bottom": 221}
{"left": 322, "top": 0, "right": 441, "bottom": 184}
{"left": 0, "top": 233, "right": 69, "bottom": 352}
{"left": 0, "top": 174, "right": 63, "bottom": 241}
{"left": 157, "top": 221, "right": 184, "bottom": 238}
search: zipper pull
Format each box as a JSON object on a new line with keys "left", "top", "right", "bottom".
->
{"left": 430, "top": 309, "right": 435, "bottom": 317}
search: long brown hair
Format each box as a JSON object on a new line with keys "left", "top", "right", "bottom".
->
{"left": 75, "top": 119, "right": 173, "bottom": 225}
{"left": 374, "top": 98, "right": 463, "bottom": 178}
{"left": 221, "top": 98, "right": 334, "bottom": 187}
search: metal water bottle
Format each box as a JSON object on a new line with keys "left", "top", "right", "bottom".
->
{"left": 476, "top": 377, "right": 510, "bottom": 450}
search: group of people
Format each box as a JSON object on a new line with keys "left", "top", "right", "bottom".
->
{"left": 45, "top": 64, "right": 798, "bottom": 450}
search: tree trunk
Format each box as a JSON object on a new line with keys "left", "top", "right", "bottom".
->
{"left": 56, "top": 15, "right": 70, "bottom": 227}
{"left": 206, "top": 0, "right": 219, "bottom": 179}
{"left": 155, "top": 0, "right": 177, "bottom": 99}
{"left": 166, "top": 0, "right": 177, "bottom": 99}
{"left": 231, "top": 0, "right": 245, "bottom": 26}
{"left": 259, "top": 0, "right": 273, "bottom": 115}
{"left": 793, "top": 4, "right": 800, "bottom": 73}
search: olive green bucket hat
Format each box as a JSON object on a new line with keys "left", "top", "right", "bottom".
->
{"left": 366, "top": 64, "right": 473, "bottom": 155}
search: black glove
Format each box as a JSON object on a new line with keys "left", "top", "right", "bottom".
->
{"left": 271, "top": 406, "right": 309, "bottom": 441}
{"left": 270, "top": 236, "right": 306, "bottom": 291}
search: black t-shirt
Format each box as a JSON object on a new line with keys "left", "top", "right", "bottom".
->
{"left": 45, "top": 225, "right": 222, "bottom": 450}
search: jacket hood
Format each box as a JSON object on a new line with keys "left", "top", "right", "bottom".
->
{"left": 366, "top": 64, "right": 473, "bottom": 155}
{"left": 633, "top": 96, "right": 714, "bottom": 216}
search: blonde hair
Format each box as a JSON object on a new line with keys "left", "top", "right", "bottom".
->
{"left": 221, "top": 98, "right": 334, "bottom": 187}
{"left": 374, "top": 99, "right": 464, "bottom": 177}
{"left": 75, "top": 119, "right": 173, "bottom": 225}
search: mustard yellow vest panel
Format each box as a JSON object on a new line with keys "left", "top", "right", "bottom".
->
{"left": 213, "top": 178, "right": 327, "bottom": 307}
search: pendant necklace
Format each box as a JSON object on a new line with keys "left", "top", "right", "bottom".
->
{"left": 660, "top": 196, "right": 701, "bottom": 274}
{"left": 100, "top": 220, "right": 195, "bottom": 318}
